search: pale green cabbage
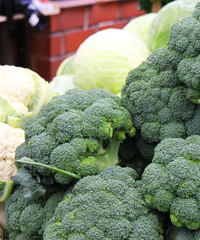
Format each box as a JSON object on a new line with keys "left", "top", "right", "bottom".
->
{"left": 73, "top": 28, "right": 150, "bottom": 94}
{"left": 50, "top": 74, "right": 79, "bottom": 96}
{"left": 123, "top": 13, "right": 157, "bottom": 44}
{"left": 56, "top": 55, "right": 75, "bottom": 76}
{"left": 147, "top": 0, "right": 200, "bottom": 51}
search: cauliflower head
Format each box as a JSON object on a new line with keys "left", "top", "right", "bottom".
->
{"left": 0, "top": 123, "right": 25, "bottom": 181}
{"left": 0, "top": 65, "right": 54, "bottom": 129}
{"left": 0, "top": 65, "right": 35, "bottom": 115}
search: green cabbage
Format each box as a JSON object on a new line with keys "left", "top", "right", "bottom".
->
{"left": 73, "top": 28, "right": 150, "bottom": 94}
{"left": 147, "top": 0, "right": 200, "bottom": 51}
{"left": 56, "top": 55, "right": 75, "bottom": 76}
{"left": 50, "top": 74, "right": 79, "bottom": 96}
{"left": 123, "top": 13, "right": 156, "bottom": 44}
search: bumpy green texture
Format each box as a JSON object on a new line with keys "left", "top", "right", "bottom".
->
{"left": 43, "top": 166, "right": 164, "bottom": 240}
{"left": 121, "top": 3, "right": 200, "bottom": 159}
{"left": 142, "top": 135, "right": 200, "bottom": 230}
{"left": 5, "top": 185, "right": 65, "bottom": 240}
{"left": 16, "top": 88, "right": 135, "bottom": 184}
{"left": 165, "top": 226, "right": 200, "bottom": 240}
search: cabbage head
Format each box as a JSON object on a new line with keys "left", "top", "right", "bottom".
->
{"left": 147, "top": 0, "right": 200, "bottom": 51}
{"left": 74, "top": 28, "right": 150, "bottom": 94}
{"left": 123, "top": 13, "right": 156, "bottom": 44}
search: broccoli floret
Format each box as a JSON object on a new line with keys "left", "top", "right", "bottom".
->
{"left": 121, "top": 3, "right": 200, "bottom": 160}
{"left": 142, "top": 135, "right": 200, "bottom": 230}
{"left": 5, "top": 184, "right": 65, "bottom": 239}
{"left": 17, "top": 88, "right": 136, "bottom": 185}
{"left": 165, "top": 225, "right": 200, "bottom": 240}
{"left": 43, "top": 166, "right": 164, "bottom": 240}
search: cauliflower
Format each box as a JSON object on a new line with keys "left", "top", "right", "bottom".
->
{"left": 0, "top": 123, "right": 25, "bottom": 181}
{"left": 0, "top": 65, "right": 54, "bottom": 129}
{"left": 0, "top": 65, "right": 35, "bottom": 115}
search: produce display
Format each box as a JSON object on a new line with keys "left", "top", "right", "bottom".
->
{"left": 2, "top": 2, "right": 200, "bottom": 240}
{"left": 54, "top": 0, "right": 199, "bottom": 97}
{"left": 0, "top": 66, "right": 54, "bottom": 237}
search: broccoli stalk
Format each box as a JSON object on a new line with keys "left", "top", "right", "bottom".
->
{"left": 95, "top": 126, "right": 136, "bottom": 170}
{"left": 16, "top": 158, "right": 81, "bottom": 181}
{"left": 95, "top": 130, "right": 122, "bottom": 170}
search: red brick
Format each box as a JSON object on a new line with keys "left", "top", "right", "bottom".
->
{"left": 64, "top": 28, "right": 96, "bottom": 53}
{"left": 99, "top": 20, "right": 128, "bottom": 31}
{"left": 49, "top": 8, "right": 85, "bottom": 32}
{"left": 29, "top": 32, "right": 50, "bottom": 57}
{"left": 29, "top": 57, "right": 63, "bottom": 82}
{"left": 49, "top": 58, "right": 65, "bottom": 80}
{"left": 50, "top": 34, "right": 63, "bottom": 57}
{"left": 120, "top": 1, "right": 146, "bottom": 18}
{"left": 89, "top": 2, "right": 118, "bottom": 25}
{"left": 32, "top": 58, "right": 51, "bottom": 81}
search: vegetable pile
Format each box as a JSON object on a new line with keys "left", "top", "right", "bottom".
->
{"left": 53, "top": 0, "right": 199, "bottom": 97}
{"left": 3, "top": 2, "right": 200, "bottom": 240}
{"left": 0, "top": 65, "right": 54, "bottom": 236}
{"left": 15, "top": 88, "right": 136, "bottom": 185}
{"left": 121, "top": 1, "right": 200, "bottom": 160}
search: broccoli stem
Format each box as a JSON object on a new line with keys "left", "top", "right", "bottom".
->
{"left": 95, "top": 130, "right": 121, "bottom": 170}
{"left": 16, "top": 157, "right": 81, "bottom": 180}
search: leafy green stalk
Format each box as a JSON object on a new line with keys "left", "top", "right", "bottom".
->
{"left": 16, "top": 157, "right": 81, "bottom": 180}
{"left": 95, "top": 130, "right": 123, "bottom": 170}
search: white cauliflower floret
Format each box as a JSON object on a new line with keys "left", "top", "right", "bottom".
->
{"left": 9, "top": 102, "right": 29, "bottom": 115}
{"left": 0, "top": 160, "right": 18, "bottom": 181}
{"left": 0, "top": 123, "right": 25, "bottom": 180}
{"left": 0, "top": 65, "right": 36, "bottom": 115}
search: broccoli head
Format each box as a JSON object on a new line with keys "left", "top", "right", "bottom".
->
{"left": 121, "top": 3, "right": 200, "bottom": 160}
{"left": 16, "top": 88, "right": 136, "bottom": 184}
{"left": 142, "top": 135, "right": 200, "bottom": 230}
{"left": 43, "top": 166, "right": 164, "bottom": 240}
{"left": 5, "top": 182, "right": 65, "bottom": 240}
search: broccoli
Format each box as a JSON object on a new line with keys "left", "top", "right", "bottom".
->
{"left": 43, "top": 166, "right": 164, "bottom": 240}
{"left": 5, "top": 185, "right": 65, "bottom": 239}
{"left": 121, "top": 3, "right": 200, "bottom": 160}
{"left": 141, "top": 135, "right": 200, "bottom": 230}
{"left": 165, "top": 225, "right": 200, "bottom": 240}
{"left": 16, "top": 88, "right": 136, "bottom": 185}
{"left": 5, "top": 170, "right": 66, "bottom": 240}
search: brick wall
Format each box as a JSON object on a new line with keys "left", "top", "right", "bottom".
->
{"left": 28, "top": 0, "right": 146, "bottom": 82}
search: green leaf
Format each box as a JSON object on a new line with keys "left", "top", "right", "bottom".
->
{"left": 11, "top": 168, "right": 46, "bottom": 201}
{"left": 0, "top": 96, "right": 19, "bottom": 123}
